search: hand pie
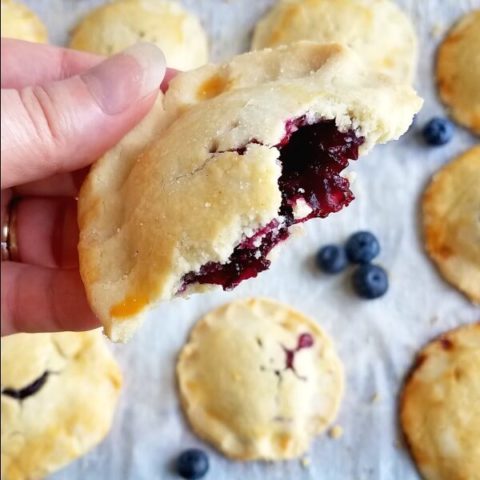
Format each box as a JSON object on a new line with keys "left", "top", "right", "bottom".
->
{"left": 78, "top": 42, "right": 422, "bottom": 341}
{"left": 70, "top": 0, "right": 208, "bottom": 70}
{"left": 436, "top": 10, "right": 480, "bottom": 135}
{"left": 422, "top": 146, "right": 480, "bottom": 304}
{"left": 252, "top": 0, "right": 417, "bottom": 84}
{"left": 400, "top": 322, "right": 480, "bottom": 480}
{"left": 1, "top": 331, "right": 122, "bottom": 480}
{"left": 177, "top": 298, "right": 344, "bottom": 460}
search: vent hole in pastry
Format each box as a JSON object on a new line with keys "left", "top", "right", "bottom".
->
{"left": 283, "top": 332, "right": 314, "bottom": 379}
{"left": 208, "top": 138, "right": 220, "bottom": 153}
{"left": 1, "top": 371, "right": 50, "bottom": 400}
{"left": 179, "top": 118, "right": 364, "bottom": 292}
{"left": 441, "top": 338, "right": 454, "bottom": 350}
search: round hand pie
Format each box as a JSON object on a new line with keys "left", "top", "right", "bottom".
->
{"left": 1, "top": 331, "right": 122, "bottom": 480}
{"left": 422, "top": 146, "right": 480, "bottom": 304}
{"left": 177, "top": 298, "right": 344, "bottom": 460}
{"left": 69, "top": 0, "right": 208, "bottom": 70}
{"left": 252, "top": 0, "right": 417, "bottom": 84}
{"left": 436, "top": 10, "right": 480, "bottom": 135}
{"left": 1, "top": 0, "right": 47, "bottom": 43}
{"left": 78, "top": 42, "right": 422, "bottom": 341}
{"left": 400, "top": 322, "right": 480, "bottom": 480}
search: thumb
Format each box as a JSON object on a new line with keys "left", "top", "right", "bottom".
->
{"left": 1, "top": 43, "right": 166, "bottom": 189}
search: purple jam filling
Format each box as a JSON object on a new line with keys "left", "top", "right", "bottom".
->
{"left": 284, "top": 333, "right": 314, "bottom": 376}
{"left": 1, "top": 371, "right": 49, "bottom": 400}
{"left": 296, "top": 333, "right": 315, "bottom": 350}
{"left": 180, "top": 118, "right": 364, "bottom": 291}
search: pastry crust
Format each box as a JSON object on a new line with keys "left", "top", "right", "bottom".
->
{"left": 436, "top": 10, "right": 480, "bottom": 135}
{"left": 78, "top": 42, "right": 422, "bottom": 342}
{"left": 0, "top": 0, "right": 47, "bottom": 43}
{"left": 1, "top": 331, "right": 122, "bottom": 480}
{"left": 69, "top": 0, "right": 208, "bottom": 70}
{"left": 422, "top": 146, "right": 480, "bottom": 304}
{"left": 400, "top": 322, "right": 480, "bottom": 480}
{"left": 252, "top": 0, "right": 417, "bottom": 84}
{"left": 177, "top": 298, "right": 344, "bottom": 460}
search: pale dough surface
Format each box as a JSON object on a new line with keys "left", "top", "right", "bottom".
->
{"left": 252, "top": 0, "right": 417, "bottom": 84}
{"left": 1, "top": 331, "right": 122, "bottom": 480}
{"left": 436, "top": 10, "right": 480, "bottom": 135}
{"left": 177, "top": 298, "right": 344, "bottom": 460}
{"left": 0, "top": 0, "right": 47, "bottom": 43}
{"left": 422, "top": 146, "right": 480, "bottom": 304}
{"left": 78, "top": 42, "right": 421, "bottom": 342}
{"left": 400, "top": 322, "right": 480, "bottom": 480}
{"left": 69, "top": 0, "right": 208, "bottom": 70}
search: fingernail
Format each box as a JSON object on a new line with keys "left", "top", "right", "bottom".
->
{"left": 82, "top": 43, "right": 166, "bottom": 115}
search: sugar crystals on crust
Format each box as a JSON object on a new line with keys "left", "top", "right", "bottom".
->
{"left": 78, "top": 42, "right": 422, "bottom": 341}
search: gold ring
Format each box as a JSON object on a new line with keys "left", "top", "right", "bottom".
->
{"left": 1, "top": 200, "right": 19, "bottom": 262}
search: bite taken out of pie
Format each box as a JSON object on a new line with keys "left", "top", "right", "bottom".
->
{"left": 78, "top": 42, "right": 422, "bottom": 342}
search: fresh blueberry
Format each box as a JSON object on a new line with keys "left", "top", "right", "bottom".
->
{"left": 422, "top": 117, "right": 454, "bottom": 146}
{"left": 315, "top": 245, "right": 348, "bottom": 274}
{"left": 352, "top": 264, "right": 389, "bottom": 299}
{"left": 345, "top": 231, "right": 380, "bottom": 264}
{"left": 176, "top": 449, "right": 209, "bottom": 479}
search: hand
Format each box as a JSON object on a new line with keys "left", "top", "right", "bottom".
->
{"left": 1, "top": 39, "right": 168, "bottom": 336}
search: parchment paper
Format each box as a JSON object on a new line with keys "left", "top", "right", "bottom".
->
{"left": 19, "top": 1, "right": 480, "bottom": 478}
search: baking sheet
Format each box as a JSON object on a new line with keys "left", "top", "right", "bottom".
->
{"left": 18, "top": 0, "right": 480, "bottom": 478}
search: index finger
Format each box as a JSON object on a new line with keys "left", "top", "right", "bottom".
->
{"left": 1, "top": 39, "right": 104, "bottom": 89}
{"left": 2, "top": 39, "right": 179, "bottom": 92}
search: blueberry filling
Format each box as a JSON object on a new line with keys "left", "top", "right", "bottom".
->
{"left": 1, "top": 371, "right": 49, "bottom": 400}
{"left": 181, "top": 220, "right": 289, "bottom": 290}
{"left": 283, "top": 333, "right": 314, "bottom": 374}
{"left": 180, "top": 118, "right": 364, "bottom": 291}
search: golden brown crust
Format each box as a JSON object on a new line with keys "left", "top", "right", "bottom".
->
{"left": 1, "top": 331, "right": 122, "bottom": 480}
{"left": 176, "top": 298, "right": 344, "bottom": 460}
{"left": 422, "top": 146, "right": 480, "bottom": 304}
{"left": 400, "top": 322, "right": 480, "bottom": 480}
{"left": 436, "top": 10, "right": 480, "bottom": 135}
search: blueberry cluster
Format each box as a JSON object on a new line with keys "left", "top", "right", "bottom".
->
{"left": 316, "top": 231, "right": 389, "bottom": 299}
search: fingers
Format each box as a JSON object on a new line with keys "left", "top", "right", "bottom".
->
{"left": 1, "top": 262, "right": 100, "bottom": 336}
{"left": 1, "top": 190, "right": 13, "bottom": 247}
{"left": 2, "top": 43, "right": 166, "bottom": 189}
{"left": 13, "top": 169, "right": 89, "bottom": 197}
{"left": 14, "top": 197, "right": 79, "bottom": 269}
{"left": 1, "top": 40, "right": 176, "bottom": 91}
{"left": 1, "top": 39, "right": 103, "bottom": 89}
